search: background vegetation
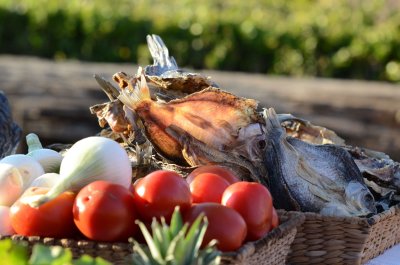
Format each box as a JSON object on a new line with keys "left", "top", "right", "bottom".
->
{"left": 1, "top": 0, "right": 400, "bottom": 82}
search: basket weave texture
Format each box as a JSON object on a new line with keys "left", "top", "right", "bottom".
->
{"left": 281, "top": 204, "right": 400, "bottom": 265}
{"left": 221, "top": 211, "right": 304, "bottom": 265}
{"left": 0, "top": 211, "right": 304, "bottom": 265}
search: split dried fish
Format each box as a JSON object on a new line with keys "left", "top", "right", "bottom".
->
{"left": 262, "top": 108, "right": 376, "bottom": 216}
{"left": 118, "top": 72, "right": 265, "bottom": 179}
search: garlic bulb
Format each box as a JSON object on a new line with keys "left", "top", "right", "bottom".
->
{"left": 29, "top": 173, "right": 60, "bottom": 188}
{"left": 24, "top": 136, "right": 132, "bottom": 207}
{"left": 0, "top": 164, "right": 24, "bottom": 206}
{"left": 0, "top": 206, "right": 15, "bottom": 236}
{"left": 0, "top": 154, "right": 44, "bottom": 189}
{"left": 26, "top": 133, "right": 63, "bottom": 173}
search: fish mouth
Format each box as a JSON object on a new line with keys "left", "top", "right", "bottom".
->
{"left": 344, "top": 181, "right": 377, "bottom": 216}
{"left": 315, "top": 181, "right": 377, "bottom": 217}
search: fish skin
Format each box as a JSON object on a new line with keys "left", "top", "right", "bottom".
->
{"left": 344, "top": 146, "right": 400, "bottom": 197}
{"left": 0, "top": 91, "right": 21, "bottom": 158}
{"left": 279, "top": 113, "right": 345, "bottom": 145}
{"left": 165, "top": 123, "right": 266, "bottom": 182}
{"left": 262, "top": 108, "right": 376, "bottom": 216}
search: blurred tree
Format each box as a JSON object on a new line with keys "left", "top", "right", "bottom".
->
{"left": 1, "top": 0, "right": 400, "bottom": 82}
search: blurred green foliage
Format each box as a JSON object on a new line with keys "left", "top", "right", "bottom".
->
{"left": 1, "top": 0, "right": 400, "bottom": 82}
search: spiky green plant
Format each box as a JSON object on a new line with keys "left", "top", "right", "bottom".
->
{"left": 131, "top": 207, "right": 221, "bottom": 265}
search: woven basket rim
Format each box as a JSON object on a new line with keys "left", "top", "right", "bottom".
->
{"left": 0, "top": 234, "right": 133, "bottom": 248}
{"left": 221, "top": 210, "right": 305, "bottom": 259}
{"left": 280, "top": 203, "right": 399, "bottom": 226}
{"left": 1, "top": 211, "right": 306, "bottom": 262}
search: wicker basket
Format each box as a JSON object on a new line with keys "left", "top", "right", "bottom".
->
{"left": 221, "top": 211, "right": 304, "bottom": 265}
{"left": 280, "top": 204, "right": 400, "bottom": 265}
{"left": 0, "top": 211, "right": 304, "bottom": 265}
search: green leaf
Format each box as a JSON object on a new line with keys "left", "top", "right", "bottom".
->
{"left": 152, "top": 217, "right": 169, "bottom": 259}
{"left": 0, "top": 240, "right": 111, "bottom": 265}
{"left": 29, "top": 244, "right": 73, "bottom": 265}
{"left": 130, "top": 208, "right": 220, "bottom": 265}
{"left": 169, "top": 206, "right": 183, "bottom": 237}
{"left": 137, "top": 220, "right": 163, "bottom": 264}
{"left": 73, "top": 255, "right": 111, "bottom": 265}
{"left": 132, "top": 239, "right": 153, "bottom": 265}
{"left": 0, "top": 239, "right": 29, "bottom": 265}
{"left": 184, "top": 214, "right": 206, "bottom": 263}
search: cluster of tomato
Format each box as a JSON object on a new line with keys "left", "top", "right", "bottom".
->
{"left": 9, "top": 165, "right": 278, "bottom": 252}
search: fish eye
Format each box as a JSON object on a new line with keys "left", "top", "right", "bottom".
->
{"left": 364, "top": 193, "right": 374, "bottom": 205}
{"left": 258, "top": 140, "right": 266, "bottom": 150}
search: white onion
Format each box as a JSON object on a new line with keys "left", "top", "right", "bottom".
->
{"left": 0, "top": 206, "right": 15, "bottom": 236}
{"left": 24, "top": 136, "right": 132, "bottom": 207}
{"left": 0, "top": 164, "right": 24, "bottom": 206}
{"left": 0, "top": 154, "right": 45, "bottom": 189}
{"left": 29, "top": 173, "right": 60, "bottom": 188}
{"left": 26, "top": 133, "right": 63, "bottom": 173}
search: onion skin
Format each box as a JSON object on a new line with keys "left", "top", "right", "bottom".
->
{"left": 23, "top": 136, "right": 132, "bottom": 208}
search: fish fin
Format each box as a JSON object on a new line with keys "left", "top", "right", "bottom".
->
{"left": 165, "top": 124, "right": 186, "bottom": 141}
{"left": 165, "top": 125, "right": 200, "bottom": 165}
{"left": 117, "top": 68, "right": 151, "bottom": 110}
{"left": 94, "top": 74, "right": 120, "bottom": 100}
{"left": 263, "top": 108, "right": 283, "bottom": 133}
{"left": 308, "top": 185, "right": 331, "bottom": 202}
{"left": 139, "top": 72, "right": 151, "bottom": 100}
{"left": 145, "top": 34, "right": 179, "bottom": 76}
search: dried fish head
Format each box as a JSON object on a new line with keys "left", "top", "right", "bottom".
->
{"left": 319, "top": 180, "right": 375, "bottom": 215}
{"left": 262, "top": 108, "right": 376, "bottom": 216}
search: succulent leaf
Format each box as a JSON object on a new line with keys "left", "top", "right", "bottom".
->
{"left": 131, "top": 207, "right": 221, "bottom": 265}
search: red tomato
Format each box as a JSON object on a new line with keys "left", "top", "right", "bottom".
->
{"left": 73, "top": 181, "right": 137, "bottom": 242}
{"left": 271, "top": 207, "right": 279, "bottom": 230}
{"left": 186, "top": 165, "right": 240, "bottom": 185}
{"left": 221, "top": 182, "right": 273, "bottom": 241}
{"left": 10, "top": 187, "right": 77, "bottom": 238}
{"left": 133, "top": 170, "right": 192, "bottom": 222}
{"left": 183, "top": 203, "right": 247, "bottom": 252}
{"left": 190, "top": 173, "right": 230, "bottom": 203}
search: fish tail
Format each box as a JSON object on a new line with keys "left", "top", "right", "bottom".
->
{"left": 117, "top": 67, "right": 151, "bottom": 110}
{"left": 263, "top": 108, "right": 282, "bottom": 133}
{"left": 139, "top": 73, "right": 151, "bottom": 100}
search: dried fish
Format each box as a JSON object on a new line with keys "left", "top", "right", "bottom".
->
{"left": 262, "top": 108, "right": 376, "bottom": 216}
{"left": 279, "top": 113, "right": 345, "bottom": 145}
{"left": 279, "top": 113, "right": 400, "bottom": 207}
{"left": 118, "top": 72, "right": 263, "bottom": 170}
{"left": 90, "top": 34, "right": 399, "bottom": 217}
{"left": 344, "top": 146, "right": 400, "bottom": 197}
{"left": 144, "top": 34, "right": 217, "bottom": 94}
{"left": 0, "top": 91, "right": 21, "bottom": 158}
{"left": 90, "top": 100, "right": 130, "bottom": 134}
